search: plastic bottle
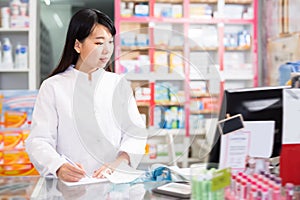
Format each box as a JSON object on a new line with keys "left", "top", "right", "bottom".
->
{"left": 177, "top": 108, "right": 184, "bottom": 128}
{"left": 154, "top": 107, "right": 162, "bottom": 128}
{"left": 272, "top": 185, "right": 281, "bottom": 200}
{"left": 10, "top": 0, "right": 21, "bottom": 16}
{"left": 18, "top": 45, "right": 28, "bottom": 68}
{"left": 0, "top": 41, "right": 2, "bottom": 64}
{"left": 2, "top": 38, "right": 13, "bottom": 67}
{"left": 250, "top": 185, "right": 258, "bottom": 200}
{"left": 285, "top": 183, "right": 294, "bottom": 200}
{"left": 15, "top": 43, "right": 21, "bottom": 68}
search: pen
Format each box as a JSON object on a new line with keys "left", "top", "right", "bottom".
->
{"left": 61, "top": 154, "right": 90, "bottom": 178}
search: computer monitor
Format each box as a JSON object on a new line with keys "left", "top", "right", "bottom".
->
{"left": 208, "top": 86, "right": 290, "bottom": 164}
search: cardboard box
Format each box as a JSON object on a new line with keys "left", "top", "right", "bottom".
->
{"left": 267, "top": 34, "right": 300, "bottom": 86}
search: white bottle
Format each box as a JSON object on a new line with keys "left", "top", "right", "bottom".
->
{"left": 2, "top": 37, "right": 13, "bottom": 68}
{"left": 20, "top": 45, "right": 28, "bottom": 68}
{"left": 0, "top": 41, "right": 2, "bottom": 65}
{"left": 10, "top": 0, "right": 21, "bottom": 17}
{"left": 15, "top": 44, "right": 21, "bottom": 68}
{"left": 15, "top": 44, "right": 27, "bottom": 69}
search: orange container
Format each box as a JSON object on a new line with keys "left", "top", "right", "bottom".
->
{"left": 0, "top": 163, "right": 39, "bottom": 176}
{"left": 2, "top": 130, "right": 24, "bottom": 151}
{"left": 4, "top": 111, "right": 27, "bottom": 128}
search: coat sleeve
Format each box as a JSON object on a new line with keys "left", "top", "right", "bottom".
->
{"left": 25, "top": 80, "right": 66, "bottom": 177}
{"left": 116, "top": 78, "right": 148, "bottom": 169}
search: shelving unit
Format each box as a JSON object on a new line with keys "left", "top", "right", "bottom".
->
{"left": 0, "top": 0, "right": 39, "bottom": 90}
{"left": 114, "top": 0, "right": 258, "bottom": 167}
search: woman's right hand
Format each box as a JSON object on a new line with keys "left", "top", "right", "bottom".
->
{"left": 56, "top": 163, "right": 86, "bottom": 182}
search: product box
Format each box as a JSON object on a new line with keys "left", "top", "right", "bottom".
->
{"left": 0, "top": 163, "right": 39, "bottom": 176}
{"left": 169, "top": 52, "right": 184, "bottom": 75}
{"left": 3, "top": 150, "right": 30, "bottom": 164}
{"left": 154, "top": 51, "right": 169, "bottom": 73}
{"left": 2, "top": 130, "right": 25, "bottom": 151}
{"left": 10, "top": 15, "right": 29, "bottom": 28}
{"left": 172, "top": 4, "right": 183, "bottom": 18}
{"left": 267, "top": 34, "right": 300, "bottom": 86}
{"left": 134, "top": 3, "right": 149, "bottom": 17}
{"left": 135, "top": 87, "right": 151, "bottom": 102}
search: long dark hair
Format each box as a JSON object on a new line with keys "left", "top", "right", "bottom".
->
{"left": 48, "top": 9, "right": 116, "bottom": 77}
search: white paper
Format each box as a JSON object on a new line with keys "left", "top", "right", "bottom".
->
{"left": 61, "top": 176, "right": 108, "bottom": 187}
{"left": 283, "top": 89, "right": 300, "bottom": 144}
{"left": 244, "top": 121, "right": 275, "bottom": 158}
{"left": 219, "top": 130, "right": 250, "bottom": 171}
{"left": 102, "top": 162, "right": 144, "bottom": 184}
{"left": 168, "top": 165, "right": 191, "bottom": 180}
{"left": 168, "top": 166, "right": 191, "bottom": 176}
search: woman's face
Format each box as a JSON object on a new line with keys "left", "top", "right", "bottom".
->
{"left": 75, "top": 24, "right": 114, "bottom": 71}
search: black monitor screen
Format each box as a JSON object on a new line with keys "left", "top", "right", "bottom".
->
{"left": 208, "top": 86, "right": 290, "bottom": 164}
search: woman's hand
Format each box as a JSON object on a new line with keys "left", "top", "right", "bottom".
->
{"left": 93, "top": 152, "right": 130, "bottom": 178}
{"left": 56, "top": 163, "right": 86, "bottom": 182}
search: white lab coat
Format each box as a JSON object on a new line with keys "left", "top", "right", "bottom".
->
{"left": 25, "top": 66, "right": 147, "bottom": 177}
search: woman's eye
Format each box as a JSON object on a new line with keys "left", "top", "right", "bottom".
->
{"left": 96, "top": 42, "right": 104, "bottom": 45}
{"left": 109, "top": 41, "right": 114, "bottom": 44}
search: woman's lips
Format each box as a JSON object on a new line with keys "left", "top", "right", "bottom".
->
{"left": 100, "top": 58, "right": 108, "bottom": 63}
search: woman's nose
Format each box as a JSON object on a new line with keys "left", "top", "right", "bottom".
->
{"left": 102, "top": 42, "right": 110, "bottom": 54}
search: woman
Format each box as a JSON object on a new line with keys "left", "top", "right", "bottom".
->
{"left": 25, "top": 8, "right": 147, "bottom": 182}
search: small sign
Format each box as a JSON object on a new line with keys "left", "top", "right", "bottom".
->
{"left": 211, "top": 168, "right": 231, "bottom": 192}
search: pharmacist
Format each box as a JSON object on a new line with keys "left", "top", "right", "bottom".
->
{"left": 25, "top": 8, "right": 147, "bottom": 182}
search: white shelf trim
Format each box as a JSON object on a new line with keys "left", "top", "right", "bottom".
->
{"left": 0, "top": 28, "right": 29, "bottom": 32}
{"left": 0, "top": 68, "right": 29, "bottom": 72}
{"left": 124, "top": 72, "right": 185, "bottom": 81}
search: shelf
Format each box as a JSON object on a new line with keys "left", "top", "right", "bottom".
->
{"left": 156, "top": 0, "right": 183, "bottom": 3}
{"left": 190, "top": 110, "right": 218, "bottom": 115}
{"left": 190, "top": 93, "right": 214, "bottom": 98}
{"left": 137, "top": 101, "right": 150, "bottom": 106}
{"left": 119, "top": 17, "right": 152, "bottom": 23}
{"left": 155, "top": 101, "right": 184, "bottom": 106}
{"left": 0, "top": 1, "right": 39, "bottom": 90}
{"left": 0, "top": 28, "right": 29, "bottom": 32}
{"left": 119, "top": 16, "right": 253, "bottom": 24}
{"left": 190, "top": 76, "right": 209, "bottom": 81}
{"left": 223, "top": 72, "right": 254, "bottom": 80}
{"left": 121, "top": 46, "right": 149, "bottom": 51}
{"left": 190, "top": 0, "right": 217, "bottom": 3}
{"left": 152, "top": 17, "right": 186, "bottom": 23}
{"left": 116, "top": 0, "right": 258, "bottom": 144}
{"left": 225, "top": 46, "right": 251, "bottom": 51}
{"left": 0, "top": 68, "right": 29, "bottom": 72}
{"left": 225, "top": 0, "right": 253, "bottom": 4}
{"left": 121, "top": 0, "right": 148, "bottom": 2}
{"left": 155, "top": 46, "right": 184, "bottom": 51}
{"left": 222, "top": 19, "right": 254, "bottom": 24}
{"left": 151, "top": 73, "right": 185, "bottom": 80}
{"left": 188, "top": 18, "right": 220, "bottom": 24}
{"left": 125, "top": 73, "right": 185, "bottom": 81}
{"left": 190, "top": 47, "right": 218, "bottom": 51}
{"left": 147, "top": 128, "right": 205, "bottom": 137}
{"left": 121, "top": 46, "right": 184, "bottom": 51}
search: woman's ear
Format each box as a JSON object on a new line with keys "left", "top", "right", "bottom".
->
{"left": 74, "top": 39, "right": 81, "bottom": 53}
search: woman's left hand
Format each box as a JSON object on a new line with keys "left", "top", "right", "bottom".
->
{"left": 92, "top": 161, "right": 118, "bottom": 179}
{"left": 93, "top": 152, "right": 130, "bottom": 178}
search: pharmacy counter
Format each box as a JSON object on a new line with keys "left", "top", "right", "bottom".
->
{"left": 0, "top": 176, "right": 183, "bottom": 199}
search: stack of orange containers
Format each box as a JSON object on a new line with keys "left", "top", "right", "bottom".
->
{"left": 0, "top": 91, "right": 39, "bottom": 176}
